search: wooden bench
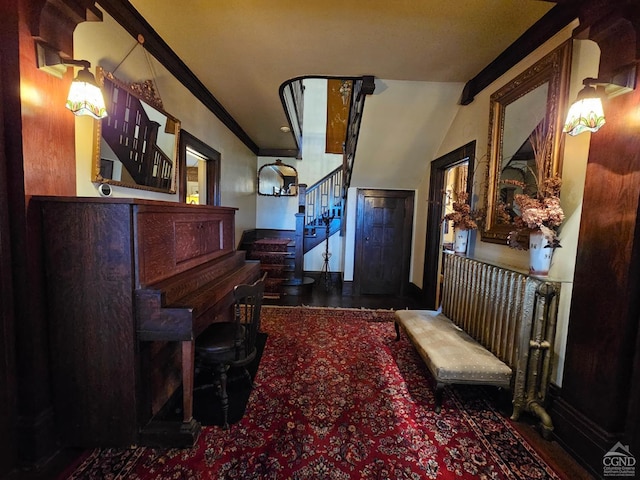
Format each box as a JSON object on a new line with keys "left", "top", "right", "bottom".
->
{"left": 394, "top": 253, "right": 560, "bottom": 437}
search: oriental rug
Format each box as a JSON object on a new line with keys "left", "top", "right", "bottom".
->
{"left": 61, "top": 306, "right": 561, "bottom": 479}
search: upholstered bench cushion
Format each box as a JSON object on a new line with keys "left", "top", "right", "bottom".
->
{"left": 395, "top": 310, "right": 512, "bottom": 386}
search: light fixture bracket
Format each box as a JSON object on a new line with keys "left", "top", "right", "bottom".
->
{"left": 36, "top": 41, "right": 91, "bottom": 78}
{"left": 583, "top": 63, "right": 637, "bottom": 98}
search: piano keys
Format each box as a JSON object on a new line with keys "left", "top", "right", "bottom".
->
{"left": 36, "top": 197, "right": 261, "bottom": 447}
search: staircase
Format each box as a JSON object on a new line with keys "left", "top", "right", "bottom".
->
{"left": 238, "top": 168, "right": 343, "bottom": 299}
{"left": 238, "top": 231, "right": 297, "bottom": 300}
{"left": 301, "top": 167, "right": 343, "bottom": 251}
{"left": 240, "top": 76, "right": 376, "bottom": 299}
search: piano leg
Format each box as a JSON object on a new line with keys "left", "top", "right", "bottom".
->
{"left": 182, "top": 340, "right": 195, "bottom": 422}
{"left": 137, "top": 340, "right": 201, "bottom": 447}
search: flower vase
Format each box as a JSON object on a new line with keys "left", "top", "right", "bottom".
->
{"left": 529, "top": 230, "right": 553, "bottom": 276}
{"left": 453, "top": 229, "right": 469, "bottom": 255}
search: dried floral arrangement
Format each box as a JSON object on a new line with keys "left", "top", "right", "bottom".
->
{"left": 443, "top": 191, "right": 483, "bottom": 230}
{"left": 503, "top": 124, "right": 564, "bottom": 249}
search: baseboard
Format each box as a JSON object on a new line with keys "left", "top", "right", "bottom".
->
{"left": 341, "top": 278, "right": 353, "bottom": 296}
{"left": 549, "top": 384, "right": 623, "bottom": 479}
{"left": 407, "top": 282, "right": 422, "bottom": 300}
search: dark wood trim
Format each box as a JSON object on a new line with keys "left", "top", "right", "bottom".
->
{"left": 461, "top": 2, "right": 580, "bottom": 105}
{"left": 28, "top": 0, "right": 102, "bottom": 56}
{"left": 550, "top": 393, "right": 615, "bottom": 479}
{"left": 97, "top": 0, "right": 259, "bottom": 155}
{"left": 178, "top": 130, "right": 221, "bottom": 206}
{"left": 0, "top": 49, "right": 18, "bottom": 478}
{"left": 341, "top": 278, "right": 353, "bottom": 296}
{"left": 258, "top": 148, "right": 300, "bottom": 158}
{"left": 422, "top": 141, "right": 476, "bottom": 309}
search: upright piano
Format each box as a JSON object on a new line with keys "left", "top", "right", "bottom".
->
{"left": 36, "top": 197, "right": 261, "bottom": 447}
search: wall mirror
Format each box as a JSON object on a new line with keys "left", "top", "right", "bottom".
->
{"left": 258, "top": 159, "right": 298, "bottom": 196}
{"left": 482, "top": 41, "right": 571, "bottom": 244}
{"left": 92, "top": 67, "right": 181, "bottom": 193}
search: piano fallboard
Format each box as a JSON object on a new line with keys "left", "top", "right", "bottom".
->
{"left": 136, "top": 255, "right": 261, "bottom": 341}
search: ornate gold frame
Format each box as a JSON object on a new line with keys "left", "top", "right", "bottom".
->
{"left": 92, "top": 67, "right": 181, "bottom": 194}
{"left": 482, "top": 41, "right": 572, "bottom": 244}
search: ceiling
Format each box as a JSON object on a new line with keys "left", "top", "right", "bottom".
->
{"left": 124, "top": 0, "right": 556, "bottom": 154}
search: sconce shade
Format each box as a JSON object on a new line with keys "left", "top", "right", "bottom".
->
{"left": 66, "top": 67, "right": 108, "bottom": 119}
{"left": 563, "top": 84, "right": 605, "bottom": 136}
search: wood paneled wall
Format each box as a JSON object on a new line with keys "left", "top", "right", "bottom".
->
{"left": 552, "top": 2, "right": 640, "bottom": 476}
{"left": 0, "top": 0, "right": 101, "bottom": 470}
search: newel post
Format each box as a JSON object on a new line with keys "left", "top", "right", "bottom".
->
{"left": 294, "top": 184, "right": 307, "bottom": 279}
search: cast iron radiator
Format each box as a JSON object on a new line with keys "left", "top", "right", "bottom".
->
{"left": 440, "top": 252, "right": 560, "bottom": 437}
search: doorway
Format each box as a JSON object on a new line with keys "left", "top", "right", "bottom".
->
{"left": 422, "top": 141, "right": 476, "bottom": 308}
{"left": 354, "top": 189, "right": 414, "bottom": 295}
{"left": 178, "top": 130, "right": 221, "bottom": 206}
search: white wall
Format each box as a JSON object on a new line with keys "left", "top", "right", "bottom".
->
{"left": 74, "top": 8, "right": 258, "bottom": 244}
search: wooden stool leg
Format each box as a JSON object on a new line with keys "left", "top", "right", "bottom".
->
{"left": 434, "top": 383, "right": 444, "bottom": 413}
{"left": 217, "top": 364, "right": 230, "bottom": 430}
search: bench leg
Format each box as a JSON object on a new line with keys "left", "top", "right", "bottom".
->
{"left": 394, "top": 321, "right": 400, "bottom": 341}
{"left": 434, "top": 383, "right": 444, "bottom": 413}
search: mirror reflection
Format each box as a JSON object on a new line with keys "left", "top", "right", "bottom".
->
{"left": 498, "top": 83, "right": 548, "bottom": 223}
{"left": 258, "top": 160, "right": 298, "bottom": 196}
{"left": 93, "top": 68, "right": 180, "bottom": 193}
{"left": 482, "top": 42, "right": 571, "bottom": 244}
{"left": 185, "top": 147, "right": 208, "bottom": 204}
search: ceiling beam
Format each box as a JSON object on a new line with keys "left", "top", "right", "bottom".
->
{"left": 461, "top": 1, "right": 581, "bottom": 105}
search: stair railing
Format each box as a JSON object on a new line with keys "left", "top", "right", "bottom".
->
{"left": 279, "top": 78, "right": 304, "bottom": 157}
{"left": 304, "top": 166, "right": 343, "bottom": 235}
{"left": 342, "top": 76, "right": 375, "bottom": 195}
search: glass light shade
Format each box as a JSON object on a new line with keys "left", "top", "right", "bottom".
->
{"left": 563, "top": 87, "right": 605, "bottom": 136}
{"left": 66, "top": 68, "right": 108, "bottom": 119}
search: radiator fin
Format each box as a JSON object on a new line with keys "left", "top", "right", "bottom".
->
{"left": 442, "top": 254, "right": 528, "bottom": 370}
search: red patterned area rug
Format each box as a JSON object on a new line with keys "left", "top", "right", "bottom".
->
{"left": 61, "top": 306, "right": 561, "bottom": 479}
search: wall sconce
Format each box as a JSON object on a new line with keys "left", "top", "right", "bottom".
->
{"left": 563, "top": 65, "right": 636, "bottom": 136}
{"left": 36, "top": 42, "right": 108, "bottom": 120}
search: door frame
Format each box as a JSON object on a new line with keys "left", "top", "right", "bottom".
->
{"left": 178, "top": 130, "right": 221, "bottom": 206}
{"left": 353, "top": 188, "right": 414, "bottom": 296}
{"left": 422, "top": 141, "right": 476, "bottom": 308}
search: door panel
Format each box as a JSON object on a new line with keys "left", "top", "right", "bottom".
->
{"left": 354, "top": 189, "right": 414, "bottom": 295}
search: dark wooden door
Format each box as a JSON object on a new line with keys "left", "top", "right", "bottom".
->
{"left": 354, "top": 189, "right": 414, "bottom": 295}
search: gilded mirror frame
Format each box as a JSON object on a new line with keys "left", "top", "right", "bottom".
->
{"left": 257, "top": 159, "right": 299, "bottom": 196}
{"left": 482, "top": 41, "right": 571, "bottom": 244}
{"left": 92, "top": 67, "right": 181, "bottom": 194}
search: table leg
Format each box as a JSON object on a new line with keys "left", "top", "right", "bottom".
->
{"left": 182, "top": 340, "right": 194, "bottom": 422}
